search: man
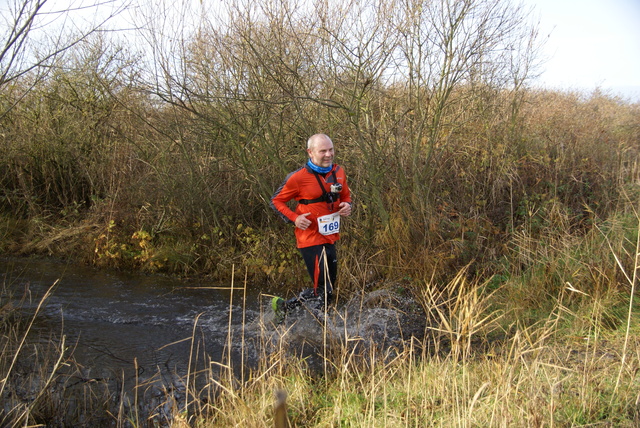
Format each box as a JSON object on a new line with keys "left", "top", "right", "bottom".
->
{"left": 270, "top": 134, "right": 352, "bottom": 320}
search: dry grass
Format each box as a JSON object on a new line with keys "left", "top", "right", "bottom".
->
{"left": 1, "top": 246, "right": 638, "bottom": 426}
{"left": 188, "top": 206, "right": 639, "bottom": 427}
{"left": 1, "top": 200, "right": 638, "bottom": 426}
{"left": 194, "top": 286, "right": 638, "bottom": 427}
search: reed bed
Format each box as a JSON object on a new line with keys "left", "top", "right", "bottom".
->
{"left": 1, "top": 226, "right": 638, "bottom": 426}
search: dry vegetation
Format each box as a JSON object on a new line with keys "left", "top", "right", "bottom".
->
{"left": 1, "top": 0, "right": 639, "bottom": 426}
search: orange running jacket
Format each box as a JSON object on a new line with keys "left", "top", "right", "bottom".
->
{"left": 270, "top": 164, "right": 352, "bottom": 249}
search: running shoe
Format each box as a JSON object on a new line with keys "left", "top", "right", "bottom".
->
{"left": 271, "top": 296, "right": 286, "bottom": 324}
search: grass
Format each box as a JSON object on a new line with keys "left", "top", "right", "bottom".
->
{"left": 191, "top": 207, "right": 640, "bottom": 427}
{"left": 0, "top": 288, "right": 637, "bottom": 427}
{"left": 0, "top": 208, "right": 638, "bottom": 426}
{"left": 201, "top": 288, "right": 638, "bottom": 427}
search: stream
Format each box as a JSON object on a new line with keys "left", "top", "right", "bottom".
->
{"left": 1, "top": 257, "right": 265, "bottom": 387}
{"left": 1, "top": 256, "right": 426, "bottom": 424}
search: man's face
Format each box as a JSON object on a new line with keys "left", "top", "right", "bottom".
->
{"left": 307, "top": 138, "right": 334, "bottom": 168}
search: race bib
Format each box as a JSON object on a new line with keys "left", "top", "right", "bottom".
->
{"left": 317, "top": 212, "right": 341, "bottom": 236}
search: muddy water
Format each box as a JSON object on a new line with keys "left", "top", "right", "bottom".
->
{"left": 1, "top": 257, "right": 266, "bottom": 388}
{"left": 1, "top": 255, "right": 427, "bottom": 421}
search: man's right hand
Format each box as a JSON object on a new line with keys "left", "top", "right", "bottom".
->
{"left": 295, "top": 213, "right": 312, "bottom": 230}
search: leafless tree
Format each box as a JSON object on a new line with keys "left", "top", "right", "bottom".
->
{"left": 0, "top": 0, "right": 127, "bottom": 118}
{"left": 129, "top": 0, "right": 542, "bottom": 228}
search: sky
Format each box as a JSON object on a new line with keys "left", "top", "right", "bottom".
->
{"left": 525, "top": 0, "right": 640, "bottom": 102}
{"left": 3, "top": 0, "right": 639, "bottom": 102}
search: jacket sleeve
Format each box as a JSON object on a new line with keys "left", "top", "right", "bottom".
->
{"left": 270, "top": 171, "right": 299, "bottom": 223}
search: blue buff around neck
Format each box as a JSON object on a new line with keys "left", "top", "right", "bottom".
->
{"left": 307, "top": 159, "right": 332, "bottom": 174}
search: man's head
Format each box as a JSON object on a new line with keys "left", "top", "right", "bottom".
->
{"left": 307, "top": 134, "right": 334, "bottom": 168}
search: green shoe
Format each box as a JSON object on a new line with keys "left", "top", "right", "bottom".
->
{"left": 271, "top": 296, "right": 286, "bottom": 324}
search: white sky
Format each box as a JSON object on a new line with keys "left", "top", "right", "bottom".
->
{"left": 4, "top": 0, "right": 639, "bottom": 101}
{"left": 526, "top": 0, "right": 640, "bottom": 101}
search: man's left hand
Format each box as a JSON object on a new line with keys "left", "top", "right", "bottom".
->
{"left": 338, "top": 202, "right": 352, "bottom": 216}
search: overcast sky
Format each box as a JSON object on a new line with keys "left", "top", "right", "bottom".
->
{"left": 4, "top": 0, "right": 639, "bottom": 101}
{"left": 526, "top": 0, "right": 640, "bottom": 101}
